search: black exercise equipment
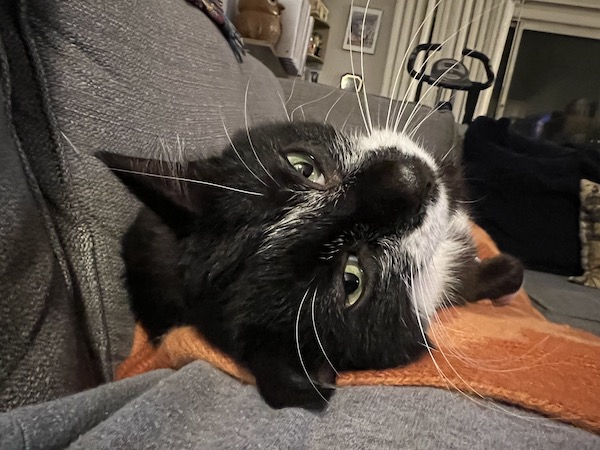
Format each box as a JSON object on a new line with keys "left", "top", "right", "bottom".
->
{"left": 407, "top": 43, "right": 495, "bottom": 124}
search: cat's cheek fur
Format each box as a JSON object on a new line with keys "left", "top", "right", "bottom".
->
{"left": 410, "top": 210, "right": 474, "bottom": 318}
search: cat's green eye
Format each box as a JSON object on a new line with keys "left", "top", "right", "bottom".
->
{"left": 343, "top": 255, "right": 364, "bottom": 307}
{"left": 286, "top": 152, "right": 325, "bottom": 185}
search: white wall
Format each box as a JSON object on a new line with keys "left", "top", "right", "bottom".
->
{"left": 318, "top": 0, "right": 396, "bottom": 95}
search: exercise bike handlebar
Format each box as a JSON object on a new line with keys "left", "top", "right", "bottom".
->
{"left": 407, "top": 43, "right": 442, "bottom": 81}
{"left": 407, "top": 44, "right": 495, "bottom": 90}
{"left": 461, "top": 48, "right": 495, "bottom": 89}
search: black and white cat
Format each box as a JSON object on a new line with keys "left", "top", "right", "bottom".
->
{"left": 98, "top": 121, "right": 522, "bottom": 410}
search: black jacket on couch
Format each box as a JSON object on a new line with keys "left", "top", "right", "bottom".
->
{"left": 463, "top": 116, "right": 600, "bottom": 276}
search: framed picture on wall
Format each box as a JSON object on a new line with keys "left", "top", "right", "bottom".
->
{"left": 342, "top": 6, "right": 383, "bottom": 55}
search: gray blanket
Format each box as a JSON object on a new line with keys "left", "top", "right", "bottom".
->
{"left": 1, "top": 362, "right": 599, "bottom": 449}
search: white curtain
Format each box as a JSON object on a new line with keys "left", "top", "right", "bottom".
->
{"left": 381, "top": 0, "right": 515, "bottom": 122}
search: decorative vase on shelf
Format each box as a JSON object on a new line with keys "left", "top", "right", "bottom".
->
{"left": 233, "top": 0, "right": 285, "bottom": 46}
{"left": 307, "top": 33, "right": 322, "bottom": 57}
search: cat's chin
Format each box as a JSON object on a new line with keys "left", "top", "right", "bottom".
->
{"left": 250, "top": 354, "right": 336, "bottom": 410}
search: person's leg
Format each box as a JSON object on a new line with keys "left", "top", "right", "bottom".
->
{"left": 2, "top": 361, "right": 599, "bottom": 449}
{"left": 0, "top": 369, "right": 171, "bottom": 450}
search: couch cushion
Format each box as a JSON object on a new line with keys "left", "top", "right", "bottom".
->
{"left": 525, "top": 270, "right": 600, "bottom": 336}
{"left": 0, "top": 0, "right": 285, "bottom": 410}
{"left": 0, "top": 0, "right": 108, "bottom": 411}
{"left": 0, "top": 50, "right": 102, "bottom": 412}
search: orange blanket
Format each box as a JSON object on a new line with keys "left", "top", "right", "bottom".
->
{"left": 117, "top": 225, "right": 600, "bottom": 433}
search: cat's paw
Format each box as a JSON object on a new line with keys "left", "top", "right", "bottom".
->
{"left": 473, "top": 253, "right": 524, "bottom": 303}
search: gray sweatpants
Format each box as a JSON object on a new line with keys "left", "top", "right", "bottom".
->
{"left": 1, "top": 361, "right": 598, "bottom": 449}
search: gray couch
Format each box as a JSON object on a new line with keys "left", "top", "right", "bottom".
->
{"left": 0, "top": 0, "right": 598, "bottom": 448}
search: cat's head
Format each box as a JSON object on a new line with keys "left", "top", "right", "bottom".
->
{"left": 99, "top": 121, "right": 472, "bottom": 408}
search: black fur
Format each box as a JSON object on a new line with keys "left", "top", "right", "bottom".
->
{"left": 97, "top": 122, "right": 523, "bottom": 410}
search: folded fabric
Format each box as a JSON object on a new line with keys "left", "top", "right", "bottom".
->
{"left": 117, "top": 224, "right": 600, "bottom": 433}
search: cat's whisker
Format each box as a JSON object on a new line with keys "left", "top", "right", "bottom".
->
{"left": 433, "top": 327, "right": 556, "bottom": 373}
{"left": 440, "top": 144, "right": 456, "bottom": 163}
{"left": 385, "top": 0, "right": 444, "bottom": 131}
{"left": 177, "top": 136, "right": 188, "bottom": 191}
{"left": 416, "top": 263, "right": 526, "bottom": 403}
{"left": 244, "top": 77, "right": 280, "bottom": 186}
{"left": 176, "top": 134, "right": 184, "bottom": 162}
{"left": 457, "top": 197, "right": 486, "bottom": 205}
{"left": 359, "top": 0, "right": 374, "bottom": 135}
{"left": 276, "top": 88, "right": 291, "bottom": 121}
{"left": 407, "top": 89, "right": 457, "bottom": 139}
{"left": 409, "top": 0, "right": 510, "bottom": 126}
{"left": 295, "top": 287, "right": 335, "bottom": 404}
{"left": 430, "top": 324, "right": 563, "bottom": 423}
{"left": 435, "top": 294, "right": 556, "bottom": 370}
{"left": 340, "top": 107, "right": 356, "bottom": 131}
{"left": 108, "top": 168, "right": 265, "bottom": 197}
{"left": 429, "top": 310, "right": 493, "bottom": 372}
{"left": 418, "top": 269, "right": 561, "bottom": 425}
{"left": 405, "top": 58, "right": 471, "bottom": 138}
{"left": 164, "top": 136, "right": 188, "bottom": 193}
{"left": 407, "top": 268, "right": 452, "bottom": 390}
{"left": 395, "top": 0, "right": 506, "bottom": 134}
{"left": 413, "top": 268, "right": 470, "bottom": 391}
{"left": 285, "top": 75, "right": 299, "bottom": 104}
{"left": 401, "top": 55, "right": 467, "bottom": 136}
{"left": 426, "top": 301, "right": 483, "bottom": 368}
{"left": 311, "top": 288, "right": 340, "bottom": 376}
{"left": 157, "top": 138, "right": 168, "bottom": 175}
{"left": 324, "top": 91, "right": 348, "bottom": 124}
{"left": 219, "top": 106, "right": 268, "bottom": 186}
{"left": 348, "top": 0, "right": 371, "bottom": 135}
{"left": 60, "top": 132, "right": 83, "bottom": 156}
{"left": 400, "top": 57, "right": 465, "bottom": 135}
{"left": 290, "top": 88, "right": 338, "bottom": 121}
{"left": 406, "top": 105, "right": 450, "bottom": 143}
{"left": 417, "top": 257, "right": 491, "bottom": 395}
{"left": 392, "top": 30, "right": 446, "bottom": 133}
{"left": 393, "top": 4, "right": 459, "bottom": 130}
{"left": 394, "top": 15, "right": 476, "bottom": 134}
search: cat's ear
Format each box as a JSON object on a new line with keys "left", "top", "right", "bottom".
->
{"left": 97, "top": 151, "right": 203, "bottom": 216}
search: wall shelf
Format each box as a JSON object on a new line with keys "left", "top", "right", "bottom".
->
{"left": 312, "top": 16, "right": 329, "bottom": 30}
{"left": 306, "top": 54, "right": 324, "bottom": 65}
{"left": 306, "top": 12, "right": 329, "bottom": 71}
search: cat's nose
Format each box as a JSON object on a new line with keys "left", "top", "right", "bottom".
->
{"left": 356, "top": 157, "right": 435, "bottom": 219}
